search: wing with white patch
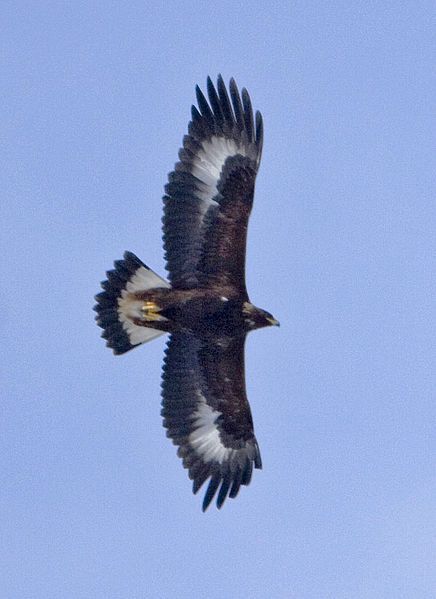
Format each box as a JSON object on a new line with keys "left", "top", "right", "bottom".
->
{"left": 94, "top": 251, "right": 169, "bottom": 355}
{"left": 161, "top": 332, "right": 262, "bottom": 511}
{"left": 163, "top": 75, "right": 263, "bottom": 291}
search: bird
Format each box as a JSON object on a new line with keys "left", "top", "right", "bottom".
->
{"left": 94, "top": 75, "right": 279, "bottom": 511}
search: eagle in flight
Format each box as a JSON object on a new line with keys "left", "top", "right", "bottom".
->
{"left": 94, "top": 76, "right": 279, "bottom": 511}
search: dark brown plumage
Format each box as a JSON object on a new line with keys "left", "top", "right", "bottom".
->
{"left": 94, "top": 76, "right": 278, "bottom": 510}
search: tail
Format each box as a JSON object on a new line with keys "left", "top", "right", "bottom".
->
{"left": 94, "top": 251, "right": 170, "bottom": 355}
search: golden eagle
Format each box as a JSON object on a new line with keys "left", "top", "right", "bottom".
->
{"left": 94, "top": 76, "right": 279, "bottom": 510}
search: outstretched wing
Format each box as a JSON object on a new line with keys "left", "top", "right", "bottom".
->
{"left": 161, "top": 332, "right": 262, "bottom": 511}
{"left": 163, "top": 75, "right": 263, "bottom": 293}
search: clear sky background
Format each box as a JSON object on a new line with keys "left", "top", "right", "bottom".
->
{"left": 2, "top": 2, "right": 434, "bottom": 598}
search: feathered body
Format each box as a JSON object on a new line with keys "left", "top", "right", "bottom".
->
{"left": 94, "top": 76, "right": 278, "bottom": 510}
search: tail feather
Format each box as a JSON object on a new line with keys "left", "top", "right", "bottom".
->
{"left": 94, "top": 251, "right": 170, "bottom": 355}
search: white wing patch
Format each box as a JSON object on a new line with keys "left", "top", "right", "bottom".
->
{"left": 117, "top": 265, "right": 170, "bottom": 346}
{"left": 189, "top": 394, "right": 234, "bottom": 464}
{"left": 191, "top": 136, "right": 247, "bottom": 202}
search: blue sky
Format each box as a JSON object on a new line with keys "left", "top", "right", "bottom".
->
{"left": 2, "top": 2, "right": 435, "bottom": 598}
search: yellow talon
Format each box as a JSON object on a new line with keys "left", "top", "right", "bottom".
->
{"left": 141, "top": 301, "right": 161, "bottom": 321}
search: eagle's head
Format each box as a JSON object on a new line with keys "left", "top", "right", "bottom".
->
{"left": 243, "top": 302, "right": 280, "bottom": 331}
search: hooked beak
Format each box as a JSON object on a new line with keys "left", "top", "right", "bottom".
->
{"left": 267, "top": 316, "right": 280, "bottom": 327}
